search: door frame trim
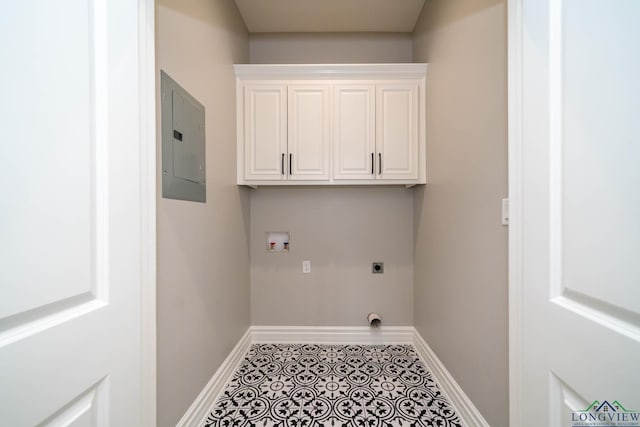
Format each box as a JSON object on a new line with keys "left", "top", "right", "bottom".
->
{"left": 139, "top": 0, "right": 157, "bottom": 424}
{"left": 507, "top": 0, "right": 524, "bottom": 425}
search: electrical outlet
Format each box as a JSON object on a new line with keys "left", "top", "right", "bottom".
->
{"left": 302, "top": 260, "right": 311, "bottom": 274}
{"left": 372, "top": 262, "right": 384, "bottom": 274}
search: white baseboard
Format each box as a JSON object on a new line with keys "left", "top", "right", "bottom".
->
{"left": 176, "top": 328, "right": 252, "bottom": 427}
{"left": 178, "top": 326, "right": 488, "bottom": 427}
{"left": 412, "top": 331, "right": 490, "bottom": 427}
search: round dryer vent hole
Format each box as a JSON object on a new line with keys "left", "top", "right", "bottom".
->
{"left": 367, "top": 312, "right": 382, "bottom": 328}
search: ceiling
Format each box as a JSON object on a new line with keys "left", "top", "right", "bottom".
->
{"left": 234, "top": 0, "right": 427, "bottom": 33}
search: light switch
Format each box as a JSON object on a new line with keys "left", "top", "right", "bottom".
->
{"left": 302, "top": 260, "right": 311, "bottom": 274}
{"left": 502, "top": 198, "right": 509, "bottom": 226}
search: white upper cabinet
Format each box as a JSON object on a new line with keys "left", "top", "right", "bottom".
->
{"left": 244, "top": 84, "right": 287, "bottom": 180}
{"left": 333, "top": 83, "right": 419, "bottom": 181}
{"left": 333, "top": 85, "right": 376, "bottom": 179}
{"left": 243, "top": 83, "right": 330, "bottom": 181}
{"left": 376, "top": 83, "right": 419, "bottom": 180}
{"left": 288, "top": 85, "right": 331, "bottom": 180}
{"left": 236, "top": 64, "right": 427, "bottom": 186}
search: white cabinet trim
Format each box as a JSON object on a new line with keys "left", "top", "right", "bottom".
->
{"left": 234, "top": 63, "right": 428, "bottom": 81}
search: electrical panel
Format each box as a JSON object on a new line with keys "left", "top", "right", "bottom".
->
{"left": 161, "top": 71, "right": 206, "bottom": 202}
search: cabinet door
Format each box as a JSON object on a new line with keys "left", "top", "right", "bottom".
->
{"left": 333, "top": 85, "right": 375, "bottom": 180}
{"left": 244, "top": 84, "right": 287, "bottom": 180}
{"left": 288, "top": 85, "right": 331, "bottom": 180}
{"left": 376, "top": 83, "right": 419, "bottom": 180}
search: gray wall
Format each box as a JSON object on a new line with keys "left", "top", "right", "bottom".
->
{"left": 156, "top": 1, "right": 250, "bottom": 425}
{"left": 250, "top": 33, "right": 413, "bottom": 64}
{"left": 248, "top": 35, "right": 415, "bottom": 327}
{"left": 251, "top": 187, "right": 414, "bottom": 326}
{"left": 412, "top": 1, "right": 509, "bottom": 426}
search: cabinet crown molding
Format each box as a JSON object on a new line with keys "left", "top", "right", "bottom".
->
{"left": 234, "top": 63, "right": 428, "bottom": 81}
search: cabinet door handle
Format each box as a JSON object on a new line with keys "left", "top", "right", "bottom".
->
{"left": 378, "top": 153, "right": 382, "bottom": 175}
{"left": 281, "top": 153, "right": 285, "bottom": 175}
{"left": 371, "top": 153, "right": 374, "bottom": 175}
{"left": 289, "top": 153, "right": 292, "bottom": 175}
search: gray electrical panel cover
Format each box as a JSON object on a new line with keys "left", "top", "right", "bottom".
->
{"left": 161, "top": 71, "right": 206, "bottom": 202}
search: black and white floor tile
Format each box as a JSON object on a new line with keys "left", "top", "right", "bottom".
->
{"left": 204, "top": 344, "right": 462, "bottom": 427}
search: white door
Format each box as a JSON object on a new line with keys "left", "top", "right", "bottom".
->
{"left": 244, "top": 84, "right": 287, "bottom": 180}
{"left": 511, "top": 1, "right": 640, "bottom": 426}
{"left": 333, "top": 84, "right": 375, "bottom": 180}
{"left": 376, "top": 83, "right": 419, "bottom": 180}
{"left": 288, "top": 85, "right": 331, "bottom": 180}
{"left": 0, "top": 1, "right": 150, "bottom": 426}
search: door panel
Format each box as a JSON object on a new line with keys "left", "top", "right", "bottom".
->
{"left": 549, "top": 374, "right": 590, "bottom": 427}
{"left": 376, "top": 84, "right": 419, "bottom": 180}
{"left": 288, "top": 85, "right": 330, "bottom": 180}
{"left": 333, "top": 85, "right": 375, "bottom": 180}
{"left": 38, "top": 379, "right": 108, "bottom": 427}
{"left": 0, "top": 1, "right": 143, "bottom": 425}
{"left": 244, "top": 84, "right": 287, "bottom": 180}
{"left": 515, "top": 0, "right": 640, "bottom": 425}
{"left": 560, "top": 0, "right": 640, "bottom": 315}
{"left": 0, "top": 0, "right": 95, "bottom": 321}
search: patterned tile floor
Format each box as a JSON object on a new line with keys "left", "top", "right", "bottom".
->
{"left": 204, "top": 343, "right": 462, "bottom": 427}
